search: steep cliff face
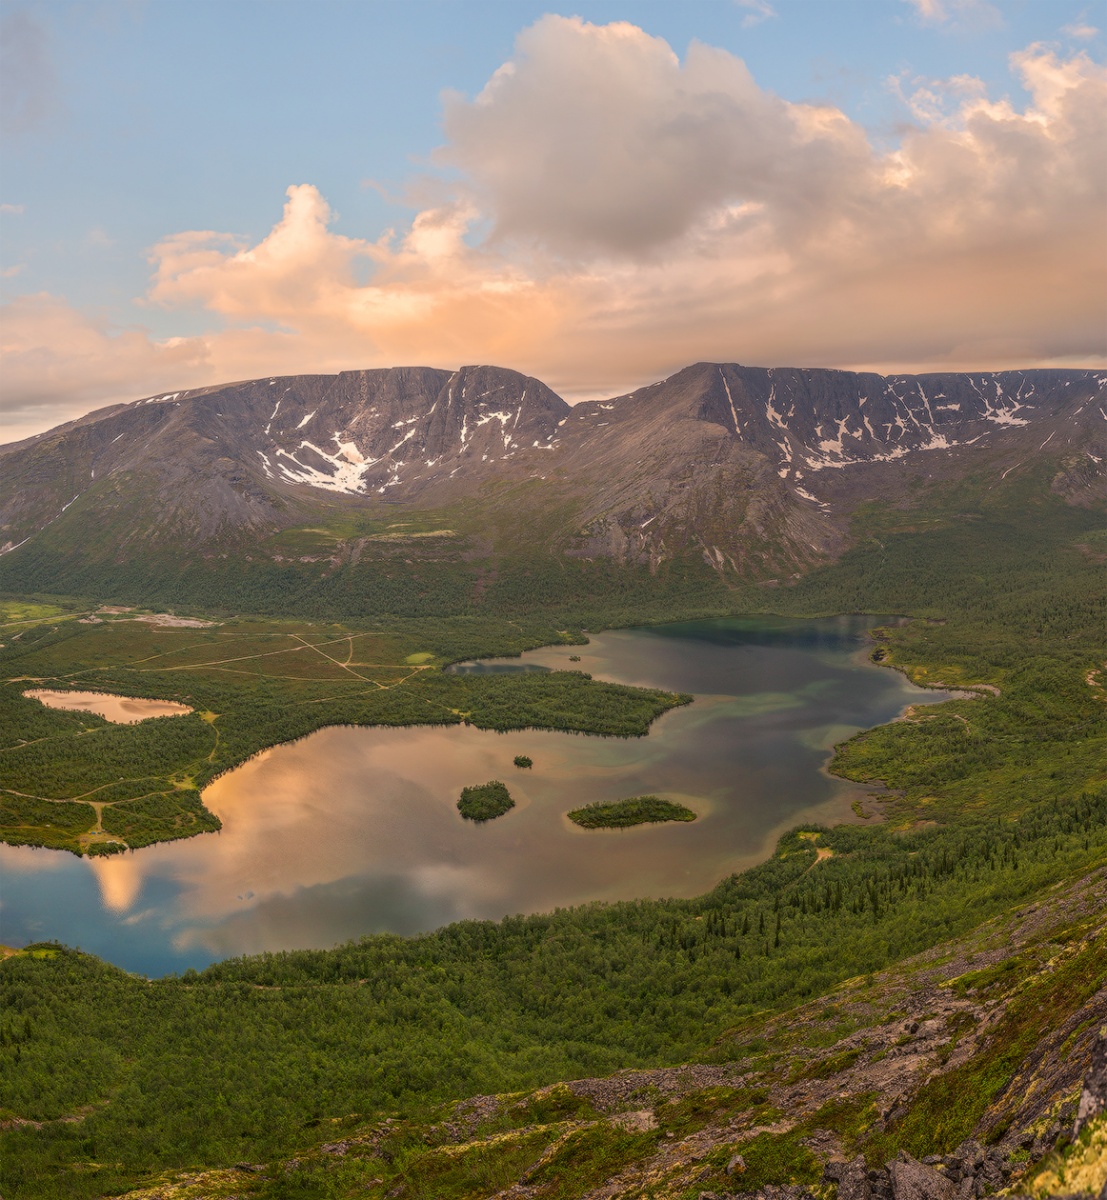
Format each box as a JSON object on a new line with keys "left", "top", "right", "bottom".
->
{"left": 252, "top": 364, "right": 569, "bottom": 499}
{"left": 1, "top": 361, "right": 1102, "bottom": 574}
{"left": 0, "top": 365, "right": 570, "bottom": 553}
{"left": 520, "top": 363, "right": 1104, "bottom": 577}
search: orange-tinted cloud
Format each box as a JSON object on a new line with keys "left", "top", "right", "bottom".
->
{"left": 1, "top": 18, "right": 1104, "bottom": 443}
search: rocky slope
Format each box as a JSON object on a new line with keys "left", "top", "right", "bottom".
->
{"left": 114, "top": 864, "right": 1107, "bottom": 1200}
{"left": 1, "top": 363, "right": 1103, "bottom": 580}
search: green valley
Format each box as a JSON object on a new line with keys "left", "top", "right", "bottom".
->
{"left": 1, "top": 473, "right": 1104, "bottom": 1198}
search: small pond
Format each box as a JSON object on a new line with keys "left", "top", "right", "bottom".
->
{"left": 24, "top": 689, "right": 193, "bottom": 723}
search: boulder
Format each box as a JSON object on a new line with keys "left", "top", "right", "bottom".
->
{"left": 889, "top": 1153, "right": 956, "bottom": 1200}
{"left": 836, "top": 1155, "right": 873, "bottom": 1200}
{"left": 727, "top": 1153, "right": 747, "bottom": 1175}
{"left": 1074, "top": 1025, "right": 1107, "bottom": 1137}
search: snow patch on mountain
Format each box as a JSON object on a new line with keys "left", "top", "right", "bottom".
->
{"left": 266, "top": 436, "right": 377, "bottom": 495}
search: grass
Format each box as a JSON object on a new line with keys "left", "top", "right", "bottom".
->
{"left": 521, "top": 1123, "right": 660, "bottom": 1198}
{"left": 567, "top": 796, "right": 698, "bottom": 829}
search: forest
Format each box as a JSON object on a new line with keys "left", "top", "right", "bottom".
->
{"left": 567, "top": 796, "right": 698, "bottom": 828}
{"left": 0, "top": 614, "right": 689, "bottom": 854}
{"left": 0, "top": 469, "right": 1104, "bottom": 1198}
{"left": 457, "top": 781, "right": 515, "bottom": 822}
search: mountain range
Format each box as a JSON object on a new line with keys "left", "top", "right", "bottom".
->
{"left": 2, "top": 361, "right": 1103, "bottom": 591}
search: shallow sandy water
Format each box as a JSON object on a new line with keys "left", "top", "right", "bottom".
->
{"left": 24, "top": 689, "right": 193, "bottom": 723}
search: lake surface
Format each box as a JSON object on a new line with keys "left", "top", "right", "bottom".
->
{"left": 0, "top": 615, "right": 951, "bottom": 977}
{"left": 24, "top": 689, "right": 193, "bottom": 723}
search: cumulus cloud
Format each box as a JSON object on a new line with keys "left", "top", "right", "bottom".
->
{"left": 439, "top": 16, "right": 871, "bottom": 256}
{"left": 2, "top": 17, "right": 1105, "bottom": 442}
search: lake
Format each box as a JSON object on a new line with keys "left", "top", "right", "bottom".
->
{"left": 0, "top": 615, "right": 951, "bottom": 976}
{"left": 24, "top": 689, "right": 194, "bottom": 723}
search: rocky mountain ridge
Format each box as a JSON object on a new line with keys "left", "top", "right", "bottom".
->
{"left": 2, "top": 361, "right": 1103, "bottom": 578}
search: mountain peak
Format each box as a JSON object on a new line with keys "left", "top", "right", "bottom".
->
{"left": 1, "top": 362, "right": 1102, "bottom": 569}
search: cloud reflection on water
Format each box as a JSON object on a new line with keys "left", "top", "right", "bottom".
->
{"left": 1, "top": 616, "right": 952, "bottom": 974}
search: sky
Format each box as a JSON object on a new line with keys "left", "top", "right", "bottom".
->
{"left": 1, "top": 0, "right": 1104, "bottom": 443}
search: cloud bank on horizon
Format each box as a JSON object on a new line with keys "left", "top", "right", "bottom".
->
{"left": 2, "top": 11, "right": 1105, "bottom": 442}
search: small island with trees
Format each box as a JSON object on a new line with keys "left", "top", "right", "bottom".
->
{"left": 457, "top": 781, "right": 515, "bottom": 822}
{"left": 513, "top": 755, "right": 533, "bottom": 768}
{"left": 567, "top": 796, "right": 697, "bottom": 829}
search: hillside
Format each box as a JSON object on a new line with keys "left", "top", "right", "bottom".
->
{"left": 1, "top": 363, "right": 1103, "bottom": 613}
{"left": 70, "top": 863, "right": 1107, "bottom": 1199}
{"left": 1, "top": 361, "right": 1105, "bottom": 1199}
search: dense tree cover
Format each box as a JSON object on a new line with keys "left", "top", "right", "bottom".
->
{"left": 567, "top": 796, "right": 697, "bottom": 828}
{"left": 0, "top": 794, "right": 95, "bottom": 850}
{"left": 99, "top": 788, "right": 220, "bottom": 848}
{"left": 457, "top": 781, "right": 515, "bottom": 822}
{"left": 1, "top": 473, "right": 1104, "bottom": 1197}
{"left": 1, "top": 793, "right": 1104, "bottom": 1199}
{"left": 0, "top": 616, "right": 688, "bottom": 853}
{"left": 0, "top": 529, "right": 735, "bottom": 626}
{"left": 775, "top": 470, "right": 1103, "bottom": 657}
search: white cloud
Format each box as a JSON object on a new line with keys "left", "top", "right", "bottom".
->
{"left": 439, "top": 16, "right": 870, "bottom": 256}
{"left": 735, "top": 1, "right": 777, "bottom": 30}
{"left": 0, "top": 203, "right": 25, "bottom": 215}
{"left": 2, "top": 19, "right": 1105, "bottom": 442}
{"left": 904, "top": 0, "right": 1003, "bottom": 32}
{"left": 1063, "top": 20, "right": 1099, "bottom": 41}
{"left": 0, "top": 294, "right": 213, "bottom": 443}
{"left": 889, "top": 69, "right": 988, "bottom": 125}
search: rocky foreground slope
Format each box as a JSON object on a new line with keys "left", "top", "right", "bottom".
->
{"left": 118, "top": 866, "right": 1107, "bottom": 1200}
{"left": 2, "top": 363, "right": 1103, "bottom": 580}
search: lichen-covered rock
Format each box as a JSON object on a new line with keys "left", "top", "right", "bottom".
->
{"left": 825, "top": 1154, "right": 872, "bottom": 1200}
{"left": 889, "top": 1152, "right": 957, "bottom": 1200}
{"left": 1075, "top": 1025, "right": 1107, "bottom": 1137}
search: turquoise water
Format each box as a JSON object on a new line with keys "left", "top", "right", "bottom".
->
{"left": 0, "top": 615, "right": 950, "bottom": 976}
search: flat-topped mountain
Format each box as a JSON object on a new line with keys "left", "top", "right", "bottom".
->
{"left": 1, "top": 361, "right": 1103, "bottom": 597}
{"left": 0, "top": 365, "right": 568, "bottom": 550}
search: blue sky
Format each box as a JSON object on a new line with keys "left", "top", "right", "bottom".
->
{"left": 2, "top": 0, "right": 1104, "bottom": 440}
